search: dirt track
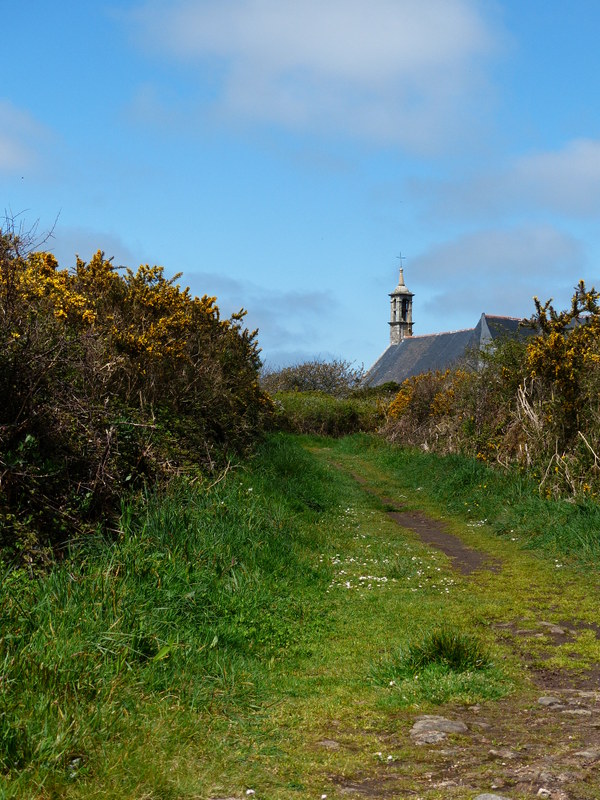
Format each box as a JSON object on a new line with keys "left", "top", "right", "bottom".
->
{"left": 325, "top": 467, "right": 600, "bottom": 799}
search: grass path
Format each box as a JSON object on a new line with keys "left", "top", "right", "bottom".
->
{"left": 5, "top": 434, "right": 600, "bottom": 799}
{"left": 192, "top": 436, "right": 600, "bottom": 799}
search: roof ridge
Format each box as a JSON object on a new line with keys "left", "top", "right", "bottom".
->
{"left": 483, "top": 314, "right": 526, "bottom": 321}
{"left": 409, "top": 327, "right": 476, "bottom": 338}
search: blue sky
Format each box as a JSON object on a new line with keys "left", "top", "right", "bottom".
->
{"left": 3, "top": 0, "right": 600, "bottom": 368}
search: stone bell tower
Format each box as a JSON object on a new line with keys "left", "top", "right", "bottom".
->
{"left": 389, "top": 268, "right": 414, "bottom": 344}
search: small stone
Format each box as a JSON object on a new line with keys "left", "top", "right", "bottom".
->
{"left": 538, "top": 696, "right": 563, "bottom": 706}
{"left": 537, "top": 790, "right": 551, "bottom": 798}
{"left": 540, "top": 621, "right": 566, "bottom": 634}
{"left": 574, "top": 748, "right": 600, "bottom": 760}
{"left": 537, "top": 771, "right": 553, "bottom": 783}
{"left": 474, "top": 794, "right": 511, "bottom": 800}
{"left": 318, "top": 739, "right": 340, "bottom": 749}
{"left": 561, "top": 708, "right": 592, "bottom": 716}
{"left": 413, "top": 731, "right": 447, "bottom": 745}
{"left": 556, "top": 772, "right": 575, "bottom": 783}
{"left": 488, "top": 748, "right": 517, "bottom": 759}
{"left": 410, "top": 715, "right": 468, "bottom": 735}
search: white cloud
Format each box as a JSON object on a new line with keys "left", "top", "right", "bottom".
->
{"left": 50, "top": 226, "right": 141, "bottom": 270}
{"left": 126, "top": 0, "right": 502, "bottom": 152}
{"left": 50, "top": 233, "right": 337, "bottom": 363}
{"left": 185, "top": 269, "right": 337, "bottom": 358}
{"left": 0, "top": 137, "right": 30, "bottom": 172}
{"left": 509, "top": 140, "right": 600, "bottom": 216}
{"left": 418, "top": 139, "right": 600, "bottom": 219}
{"left": 0, "top": 101, "right": 47, "bottom": 173}
{"left": 410, "top": 225, "right": 586, "bottom": 327}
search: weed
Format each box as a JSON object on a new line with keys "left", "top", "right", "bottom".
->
{"left": 370, "top": 628, "right": 507, "bottom": 707}
{"left": 372, "top": 628, "right": 491, "bottom": 682}
{"left": 405, "top": 628, "right": 491, "bottom": 672}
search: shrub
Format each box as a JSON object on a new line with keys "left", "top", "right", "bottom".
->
{"left": 272, "top": 391, "right": 382, "bottom": 436}
{"left": 261, "top": 361, "right": 399, "bottom": 436}
{"left": 385, "top": 369, "right": 477, "bottom": 451}
{"left": 261, "top": 358, "right": 364, "bottom": 397}
{"left": 0, "top": 223, "right": 271, "bottom": 557}
{"left": 383, "top": 283, "right": 600, "bottom": 499}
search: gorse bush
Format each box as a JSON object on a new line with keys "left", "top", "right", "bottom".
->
{"left": 386, "top": 368, "right": 476, "bottom": 449}
{"left": 0, "top": 224, "right": 271, "bottom": 556}
{"left": 384, "top": 282, "right": 600, "bottom": 499}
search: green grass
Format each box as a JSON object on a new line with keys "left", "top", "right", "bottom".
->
{"left": 0, "top": 434, "right": 341, "bottom": 797}
{"left": 272, "top": 390, "right": 383, "bottom": 435}
{"left": 331, "top": 433, "right": 600, "bottom": 563}
{"left": 388, "top": 628, "right": 492, "bottom": 673}
{"left": 370, "top": 628, "right": 508, "bottom": 707}
{"left": 3, "top": 432, "right": 600, "bottom": 798}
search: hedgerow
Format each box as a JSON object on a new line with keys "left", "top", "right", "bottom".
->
{"left": 261, "top": 357, "right": 364, "bottom": 396}
{"left": 0, "top": 225, "right": 271, "bottom": 558}
{"left": 261, "top": 360, "right": 397, "bottom": 436}
{"left": 384, "top": 282, "right": 600, "bottom": 499}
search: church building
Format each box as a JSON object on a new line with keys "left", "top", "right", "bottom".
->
{"left": 364, "top": 269, "right": 528, "bottom": 386}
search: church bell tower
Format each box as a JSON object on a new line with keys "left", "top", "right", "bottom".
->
{"left": 389, "top": 268, "right": 413, "bottom": 344}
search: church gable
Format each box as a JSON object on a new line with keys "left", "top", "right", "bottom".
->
{"left": 364, "top": 270, "right": 528, "bottom": 387}
{"left": 365, "top": 328, "right": 478, "bottom": 386}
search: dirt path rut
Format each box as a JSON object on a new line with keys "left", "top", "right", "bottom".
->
{"left": 323, "top": 457, "right": 600, "bottom": 800}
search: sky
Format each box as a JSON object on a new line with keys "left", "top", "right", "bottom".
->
{"left": 3, "top": 0, "right": 600, "bottom": 369}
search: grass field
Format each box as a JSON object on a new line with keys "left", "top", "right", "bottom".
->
{"left": 2, "top": 433, "right": 600, "bottom": 798}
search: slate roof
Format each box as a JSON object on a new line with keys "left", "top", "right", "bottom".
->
{"left": 364, "top": 313, "right": 530, "bottom": 386}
